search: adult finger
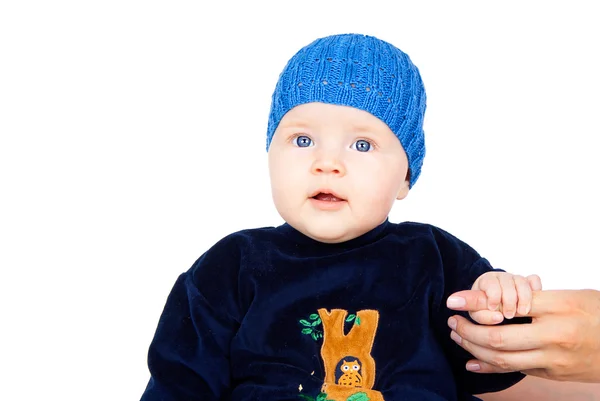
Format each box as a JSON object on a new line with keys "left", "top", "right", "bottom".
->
{"left": 447, "top": 290, "right": 488, "bottom": 311}
{"left": 462, "top": 359, "right": 515, "bottom": 374}
{"left": 449, "top": 314, "right": 545, "bottom": 351}
{"left": 527, "top": 290, "right": 575, "bottom": 316}
{"left": 448, "top": 289, "right": 569, "bottom": 316}
{"left": 450, "top": 328, "right": 545, "bottom": 371}
{"left": 463, "top": 359, "right": 553, "bottom": 380}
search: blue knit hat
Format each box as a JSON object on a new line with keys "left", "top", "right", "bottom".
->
{"left": 266, "top": 33, "right": 427, "bottom": 188}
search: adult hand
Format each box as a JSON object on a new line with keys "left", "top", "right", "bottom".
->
{"left": 446, "top": 289, "right": 600, "bottom": 383}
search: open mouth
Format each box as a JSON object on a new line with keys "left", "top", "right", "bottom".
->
{"left": 310, "top": 190, "right": 346, "bottom": 202}
{"left": 311, "top": 192, "right": 344, "bottom": 202}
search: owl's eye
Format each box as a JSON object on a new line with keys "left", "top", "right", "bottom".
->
{"left": 353, "top": 365, "right": 359, "bottom": 370}
{"left": 343, "top": 366, "right": 349, "bottom": 371}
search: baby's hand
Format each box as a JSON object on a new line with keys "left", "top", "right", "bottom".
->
{"left": 469, "top": 272, "right": 542, "bottom": 325}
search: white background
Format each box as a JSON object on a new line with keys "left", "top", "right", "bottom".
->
{"left": 1, "top": 1, "right": 598, "bottom": 400}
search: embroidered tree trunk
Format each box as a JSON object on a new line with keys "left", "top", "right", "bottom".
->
{"left": 317, "top": 308, "right": 384, "bottom": 401}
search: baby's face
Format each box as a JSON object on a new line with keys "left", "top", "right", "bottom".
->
{"left": 268, "top": 102, "right": 410, "bottom": 243}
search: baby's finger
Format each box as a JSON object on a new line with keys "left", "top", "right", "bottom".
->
{"left": 499, "top": 274, "right": 518, "bottom": 319}
{"left": 527, "top": 274, "right": 542, "bottom": 291}
{"left": 514, "top": 275, "right": 532, "bottom": 316}
{"left": 468, "top": 309, "right": 505, "bottom": 325}
{"left": 478, "top": 274, "right": 502, "bottom": 311}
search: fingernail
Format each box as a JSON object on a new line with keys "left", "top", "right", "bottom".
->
{"left": 447, "top": 296, "right": 466, "bottom": 308}
{"left": 448, "top": 317, "right": 457, "bottom": 330}
{"left": 466, "top": 362, "right": 481, "bottom": 371}
{"left": 450, "top": 331, "right": 462, "bottom": 344}
{"left": 492, "top": 313, "right": 503, "bottom": 323}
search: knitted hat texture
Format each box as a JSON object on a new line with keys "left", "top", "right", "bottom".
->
{"left": 266, "top": 33, "right": 427, "bottom": 187}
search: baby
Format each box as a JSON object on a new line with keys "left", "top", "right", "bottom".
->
{"left": 140, "top": 33, "right": 539, "bottom": 401}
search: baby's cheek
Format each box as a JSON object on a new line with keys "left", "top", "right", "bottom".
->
{"left": 370, "top": 177, "right": 400, "bottom": 206}
{"left": 355, "top": 188, "right": 395, "bottom": 222}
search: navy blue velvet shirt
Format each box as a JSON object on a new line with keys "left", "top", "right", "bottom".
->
{"left": 141, "top": 219, "right": 525, "bottom": 401}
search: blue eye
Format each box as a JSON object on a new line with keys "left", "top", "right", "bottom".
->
{"left": 352, "top": 139, "right": 372, "bottom": 152}
{"left": 294, "top": 135, "right": 313, "bottom": 147}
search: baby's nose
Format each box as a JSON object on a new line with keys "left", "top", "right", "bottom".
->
{"left": 311, "top": 156, "right": 346, "bottom": 176}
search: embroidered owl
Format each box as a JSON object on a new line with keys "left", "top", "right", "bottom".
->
{"left": 337, "top": 358, "right": 363, "bottom": 387}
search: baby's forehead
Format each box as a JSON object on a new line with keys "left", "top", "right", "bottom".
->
{"left": 279, "top": 103, "right": 390, "bottom": 132}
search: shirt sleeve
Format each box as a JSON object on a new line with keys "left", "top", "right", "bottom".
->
{"left": 140, "top": 237, "right": 243, "bottom": 401}
{"left": 427, "top": 225, "right": 528, "bottom": 396}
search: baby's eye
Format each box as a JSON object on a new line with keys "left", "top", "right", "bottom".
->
{"left": 293, "top": 135, "right": 313, "bottom": 148}
{"left": 351, "top": 139, "right": 372, "bottom": 152}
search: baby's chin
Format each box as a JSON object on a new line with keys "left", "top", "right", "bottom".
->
{"left": 297, "top": 221, "right": 362, "bottom": 244}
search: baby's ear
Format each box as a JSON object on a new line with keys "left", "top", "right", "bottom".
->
{"left": 396, "top": 181, "right": 410, "bottom": 200}
{"left": 396, "top": 172, "right": 410, "bottom": 200}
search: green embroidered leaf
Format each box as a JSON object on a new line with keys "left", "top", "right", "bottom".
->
{"left": 302, "top": 328, "right": 313, "bottom": 334}
{"left": 318, "top": 332, "right": 323, "bottom": 338}
{"left": 346, "top": 392, "right": 370, "bottom": 401}
{"left": 346, "top": 314, "right": 356, "bottom": 322}
{"left": 300, "top": 319, "right": 312, "bottom": 327}
{"left": 316, "top": 393, "right": 329, "bottom": 401}
{"left": 298, "top": 395, "right": 314, "bottom": 401}
{"left": 311, "top": 318, "right": 321, "bottom": 326}
{"left": 309, "top": 313, "right": 319, "bottom": 320}
{"left": 311, "top": 332, "right": 318, "bottom": 341}
{"left": 355, "top": 316, "right": 361, "bottom": 326}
